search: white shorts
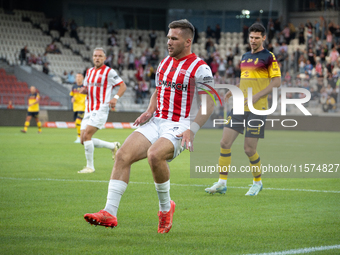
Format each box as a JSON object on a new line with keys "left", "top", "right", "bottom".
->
{"left": 135, "top": 117, "right": 188, "bottom": 160}
{"left": 81, "top": 108, "right": 109, "bottom": 130}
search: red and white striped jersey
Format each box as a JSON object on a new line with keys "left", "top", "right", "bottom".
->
{"left": 155, "top": 53, "right": 214, "bottom": 125}
{"left": 84, "top": 65, "right": 123, "bottom": 112}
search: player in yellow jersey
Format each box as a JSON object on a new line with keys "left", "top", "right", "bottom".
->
{"left": 70, "top": 73, "right": 86, "bottom": 143}
{"left": 205, "top": 23, "right": 281, "bottom": 196}
{"left": 21, "top": 86, "right": 42, "bottom": 133}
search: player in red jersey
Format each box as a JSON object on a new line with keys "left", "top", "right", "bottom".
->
{"left": 83, "top": 19, "right": 215, "bottom": 233}
{"left": 78, "top": 48, "right": 127, "bottom": 173}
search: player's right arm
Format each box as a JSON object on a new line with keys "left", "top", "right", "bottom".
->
{"left": 78, "top": 87, "right": 87, "bottom": 94}
{"left": 250, "top": 51, "right": 281, "bottom": 104}
{"left": 225, "top": 52, "right": 244, "bottom": 101}
{"left": 133, "top": 90, "right": 157, "bottom": 126}
{"left": 29, "top": 94, "right": 40, "bottom": 107}
{"left": 251, "top": 76, "right": 280, "bottom": 104}
{"left": 225, "top": 83, "right": 240, "bottom": 102}
{"left": 70, "top": 86, "right": 75, "bottom": 103}
{"left": 79, "top": 71, "right": 89, "bottom": 94}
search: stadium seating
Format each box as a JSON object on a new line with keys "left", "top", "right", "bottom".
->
{"left": 0, "top": 11, "right": 92, "bottom": 77}
{"left": 0, "top": 9, "right": 247, "bottom": 81}
{"left": 0, "top": 68, "right": 61, "bottom": 107}
{"left": 0, "top": 8, "right": 338, "bottom": 113}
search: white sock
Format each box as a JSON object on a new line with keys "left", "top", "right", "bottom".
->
{"left": 253, "top": 180, "right": 262, "bottom": 185}
{"left": 84, "top": 140, "right": 94, "bottom": 169}
{"left": 155, "top": 180, "right": 171, "bottom": 212}
{"left": 92, "top": 138, "right": 115, "bottom": 149}
{"left": 104, "top": 180, "right": 128, "bottom": 217}
{"left": 218, "top": 179, "right": 227, "bottom": 186}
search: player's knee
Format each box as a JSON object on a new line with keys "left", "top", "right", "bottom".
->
{"left": 244, "top": 145, "right": 255, "bottom": 157}
{"left": 115, "top": 147, "right": 132, "bottom": 165}
{"left": 115, "top": 149, "right": 123, "bottom": 162}
{"left": 83, "top": 131, "right": 92, "bottom": 141}
{"left": 220, "top": 139, "right": 232, "bottom": 149}
{"left": 147, "top": 149, "right": 160, "bottom": 166}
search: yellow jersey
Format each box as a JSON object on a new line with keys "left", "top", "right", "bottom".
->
{"left": 28, "top": 92, "right": 40, "bottom": 112}
{"left": 70, "top": 84, "right": 86, "bottom": 112}
{"left": 240, "top": 49, "right": 281, "bottom": 111}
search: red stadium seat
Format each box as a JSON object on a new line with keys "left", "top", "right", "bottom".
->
{"left": 0, "top": 70, "right": 61, "bottom": 107}
{"left": 51, "top": 101, "right": 60, "bottom": 106}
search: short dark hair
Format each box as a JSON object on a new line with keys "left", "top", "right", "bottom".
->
{"left": 169, "top": 19, "right": 195, "bottom": 39}
{"left": 248, "top": 23, "right": 266, "bottom": 36}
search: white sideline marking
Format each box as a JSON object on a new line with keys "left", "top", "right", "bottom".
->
{"left": 245, "top": 244, "right": 340, "bottom": 255}
{"left": 1, "top": 177, "right": 340, "bottom": 193}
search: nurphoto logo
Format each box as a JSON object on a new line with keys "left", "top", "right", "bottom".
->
{"left": 200, "top": 84, "right": 312, "bottom": 128}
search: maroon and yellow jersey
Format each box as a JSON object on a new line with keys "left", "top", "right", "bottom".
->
{"left": 240, "top": 49, "right": 281, "bottom": 111}
{"left": 28, "top": 92, "right": 40, "bottom": 112}
{"left": 70, "top": 84, "right": 86, "bottom": 112}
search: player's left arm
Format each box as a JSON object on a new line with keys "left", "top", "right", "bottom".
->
{"left": 178, "top": 95, "right": 215, "bottom": 152}
{"left": 252, "top": 53, "right": 281, "bottom": 104}
{"left": 29, "top": 94, "right": 40, "bottom": 106}
{"left": 78, "top": 87, "right": 87, "bottom": 94}
{"left": 134, "top": 90, "right": 157, "bottom": 126}
{"left": 107, "top": 69, "right": 127, "bottom": 109}
{"left": 108, "top": 81, "right": 127, "bottom": 109}
{"left": 177, "top": 65, "right": 215, "bottom": 152}
{"left": 252, "top": 76, "right": 281, "bottom": 104}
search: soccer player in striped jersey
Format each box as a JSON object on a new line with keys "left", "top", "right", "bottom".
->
{"left": 78, "top": 47, "right": 127, "bottom": 174}
{"left": 70, "top": 73, "right": 86, "bottom": 143}
{"left": 84, "top": 19, "right": 215, "bottom": 233}
{"left": 205, "top": 23, "right": 281, "bottom": 196}
{"left": 20, "top": 86, "right": 42, "bottom": 134}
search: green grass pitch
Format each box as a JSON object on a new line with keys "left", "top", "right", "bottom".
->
{"left": 0, "top": 127, "right": 339, "bottom": 255}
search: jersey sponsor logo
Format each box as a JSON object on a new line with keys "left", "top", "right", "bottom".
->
{"left": 88, "top": 82, "right": 102, "bottom": 87}
{"left": 247, "top": 59, "right": 253, "bottom": 63}
{"left": 170, "top": 67, "right": 177, "bottom": 72}
{"left": 114, "top": 75, "right": 119, "bottom": 80}
{"left": 254, "top": 58, "right": 259, "bottom": 65}
{"left": 241, "top": 60, "right": 246, "bottom": 63}
{"left": 74, "top": 86, "right": 83, "bottom": 93}
{"left": 247, "top": 124, "right": 261, "bottom": 135}
{"left": 244, "top": 71, "right": 250, "bottom": 77}
{"left": 272, "top": 62, "right": 278, "bottom": 70}
{"left": 203, "top": 76, "right": 213, "bottom": 81}
{"left": 179, "top": 69, "right": 187, "bottom": 76}
{"left": 159, "top": 80, "right": 188, "bottom": 91}
{"left": 29, "top": 93, "right": 38, "bottom": 99}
